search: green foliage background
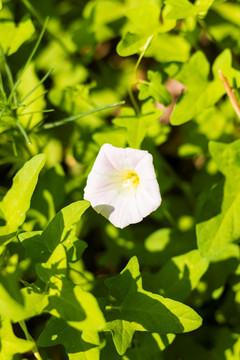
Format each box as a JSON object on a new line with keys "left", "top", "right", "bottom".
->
{"left": 0, "top": 0, "right": 240, "bottom": 359}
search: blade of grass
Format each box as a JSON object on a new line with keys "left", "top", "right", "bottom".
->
{"left": 42, "top": 101, "right": 125, "bottom": 129}
{"left": 8, "top": 18, "right": 49, "bottom": 105}
{"left": 12, "top": 140, "right": 18, "bottom": 157}
{"left": 0, "top": 46, "right": 17, "bottom": 107}
{"left": 18, "top": 109, "right": 54, "bottom": 116}
{"left": 20, "top": 68, "right": 53, "bottom": 103}
{"left": 0, "top": 71, "right": 7, "bottom": 102}
{"left": 16, "top": 121, "right": 31, "bottom": 144}
{"left": 0, "top": 108, "right": 5, "bottom": 120}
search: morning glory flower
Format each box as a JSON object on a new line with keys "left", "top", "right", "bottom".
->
{"left": 84, "top": 144, "right": 161, "bottom": 228}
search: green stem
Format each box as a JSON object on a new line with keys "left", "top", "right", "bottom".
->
{"left": 133, "top": 35, "right": 154, "bottom": 82}
{"left": 42, "top": 101, "right": 125, "bottom": 130}
{"left": 0, "top": 71, "right": 7, "bottom": 102}
{"left": 0, "top": 46, "right": 18, "bottom": 107}
{"left": 12, "top": 140, "right": 18, "bottom": 156}
{"left": 128, "top": 85, "right": 140, "bottom": 114}
{"left": 16, "top": 121, "right": 31, "bottom": 144}
{"left": 164, "top": 209, "right": 178, "bottom": 229}
{"left": 18, "top": 109, "right": 54, "bottom": 116}
{"left": 128, "top": 34, "right": 155, "bottom": 114}
{"left": 19, "top": 320, "right": 43, "bottom": 360}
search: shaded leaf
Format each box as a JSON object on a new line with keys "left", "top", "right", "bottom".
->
{"left": 40, "top": 200, "right": 90, "bottom": 252}
{"left": 38, "top": 317, "right": 100, "bottom": 360}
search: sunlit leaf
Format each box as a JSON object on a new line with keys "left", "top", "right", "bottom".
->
{"left": 0, "top": 154, "right": 46, "bottom": 243}
{"left": 105, "top": 256, "right": 202, "bottom": 355}
{"left": 0, "top": 17, "right": 35, "bottom": 55}
{"left": 38, "top": 317, "right": 100, "bottom": 360}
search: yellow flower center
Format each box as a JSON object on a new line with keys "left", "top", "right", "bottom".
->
{"left": 121, "top": 171, "right": 140, "bottom": 189}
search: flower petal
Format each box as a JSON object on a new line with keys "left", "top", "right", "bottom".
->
{"left": 136, "top": 179, "right": 161, "bottom": 218}
{"left": 135, "top": 153, "right": 158, "bottom": 180}
{"left": 108, "top": 191, "right": 143, "bottom": 228}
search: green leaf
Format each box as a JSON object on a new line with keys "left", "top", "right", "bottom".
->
{"left": 0, "top": 154, "right": 46, "bottom": 242}
{"left": 112, "top": 100, "right": 162, "bottom": 149}
{"left": 0, "top": 250, "right": 47, "bottom": 324}
{"left": 208, "top": 140, "right": 240, "bottom": 177}
{"left": 40, "top": 200, "right": 90, "bottom": 252}
{"left": 202, "top": 244, "right": 239, "bottom": 300}
{"left": 105, "top": 256, "right": 202, "bottom": 355}
{"left": 117, "top": 32, "right": 151, "bottom": 57}
{"left": 38, "top": 317, "right": 100, "bottom": 360}
{"left": 196, "top": 0, "right": 215, "bottom": 17}
{"left": 0, "top": 255, "right": 27, "bottom": 321}
{"left": 164, "top": 0, "right": 197, "bottom": 19}
{"left": 137, "top": 71, "right": 172, "bottom": 106}
{"left": 125, "top": 332, "right": 175, "bottom": 359}
{"left": 10, "top": 283, "right": 49, "bottom": 323}
{"left": 31, "top": 164, "right": 65, "bottom": 222}
{"left": 197, "top": 140, "right": 240, "bottom": 259}
{"left": 145, "top": 33, "right": 191, "bottom": 63}
{"left": 146, "top": 250, "right": 209, "bottom": 301}
{"left": 212, "top": 2, "right": 240, "bottom": 26}
{"left": 0, "top": 319, "right": 34, "bottom": 360}
{"left": 17, "top": 62, "right": 47, "bottom": 129}
{"left": 45, "top": 278, "right": 106, "bottom": 331}
{"left": 116, "top": 1, "right": 176, "bottom": 57}
{"left": 170, "top": 49, "right": 240, "bottom": 125}
{"left": 164, "top": 0, "right": 215, "bottom": 19}
{"left": 18, "top": 231, "right": 49, "bottom": 263}
{"left": 0, "top": 16, "right": 35, "bottom": 55}
{"left": 93, "top": 128, "right": 127, "bottom": 148}
{"left": 36, "top": 243, "right": 67, "bottom": 284}
{"left": 35, "top": 244, "right": 106, "bottom": 331}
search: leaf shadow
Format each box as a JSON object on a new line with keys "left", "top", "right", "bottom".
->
{"left": 37, "top": 317, "right": 98, "bottom": 354}
{"left": 155, "top": 262, "right": 192, "bottom": 302}
{"left": 109, "top": 269, "right": 186, "bottom": 334}
{"left": 94, "top": 204, "right": 115, "bottom": 219}
{"left": 45, "top": 280, "right": 86, "bottom": 323}
{"left": 196, "top": 178, "right": 224, "bottom": 225}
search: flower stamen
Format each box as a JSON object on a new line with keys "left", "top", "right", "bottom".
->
{"left": 121, "top": 171, "right": 140, "bottom": 188}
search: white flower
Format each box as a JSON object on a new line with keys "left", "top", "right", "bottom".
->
{"left": 84, "top": 144, "right": 161, "bottom": 228}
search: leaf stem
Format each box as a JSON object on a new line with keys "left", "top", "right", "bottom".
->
{"left": 128, "top": 85, "right": 140, "bottom": 114}
{"left": 218, "top": 70, "right": 240, "bottom": 120}
{"left": 134, "top": 35, "right": 154, "bottom": 82}
{"left": 128, "top": 34, "right": 154, "bottom": 114}
{"left": 19, "top": 320, "right": 43, "bottom": 360}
